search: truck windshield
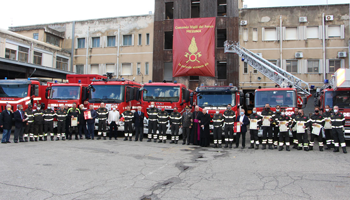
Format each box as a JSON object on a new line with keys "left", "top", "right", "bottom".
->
{"left": 198, "top": 92, "right": 236, "bottom": 108}
{"left": 90, "top": 85, "right": 124, "bottom": 103}
{"left": 143, "top": 86, "right": 180, "bottom": 102}
{"left": 0, "top": 84, "right": 28, "bottom": 98}
{"left": 255, "top": 90, "right": 296, "bottom": 108}
{"left": 50, "top": 86, "right": 80, "bottom": 100}
{"left": 325, "top": 91, "right": 350, "bottom": 109}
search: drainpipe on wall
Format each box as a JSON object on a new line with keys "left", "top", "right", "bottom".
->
{"left": 322, "top": 13, "right": 326, "bottom": 81}
{"left": 85, "top": 27, "right": 89, "bottom": 74}
{"left": 279, "top": 15, "right": 283, "bottom": 68}
{"left": 71, "top": 21, "right": 75, "bottom": 72}
{"left": 117, "top": 25, "right": 120, "bottom": 78}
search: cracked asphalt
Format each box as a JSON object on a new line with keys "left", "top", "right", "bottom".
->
{"left": 1, "top": 136, "right": 350, "bottom": 200}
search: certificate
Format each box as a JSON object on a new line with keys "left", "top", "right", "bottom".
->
{"left": 312, "top": 124, "right": 322, "bottom": 135}
{"left": 250, "top": 119, "right": 257, "bottom": 130}
{"left": 262, "top": 116, "right": 271, "bottom": 126}
{"left": 324, "top": 118, "right": 332, "bottom": 129}
{"left": 84, "top": 110, "right": 92, "bottom": 120}
{"left": 234, "top": 122, "right": 241, "bottom": 133}
{"left": 279, "top": 121, "right": 288, "bottom": 132}
{"left": 297, "top": 122, "right": 305, "bottom": 133}
{"left": 71, "top": 117, "right": 78, "bottom": 127}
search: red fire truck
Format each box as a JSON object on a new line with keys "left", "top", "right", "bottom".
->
{"left": 0, "top": 78, "right": 48, "bottom": 112}
{"left": 139, "top": 81, "right": 194, "bottom": 133}
{"left": 315, "top": 68, "right": 350, "bottom": 139}
{"left": 195, "top": 84, "right": 242, "bottom": 131}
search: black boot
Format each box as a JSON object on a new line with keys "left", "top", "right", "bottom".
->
{"left": 56, "top": 137, "right": 60, "bottom": 141}
{"left": 25, "top": 138, "right": 28, "bottom": 142}
{"left": 286, "top": 146, "right": 290, "bottom": 151}
{"left": 97, "top": 136, "right": 101, "bottom": 140}
{"left": 309, "top": 146, "right": 313, "bottom": 150}
{"left": 293, "top": 144, "right": 298, "bottom": 149}
{"left": 170, "top": 140, "right": 175, "bottom": 144}
{"left": 213, "top": 144, "right": 218, "bottom": 148}
{"left": 297, "top": 146, "right": 302, "bottom": 150}
{"left": 44, "top": 136, "right": 47, "bottom": 141}
{"left": 51, "top": 136, "right": 54, "bottom": 141}
{"left": 325, "top": 145, "right": 331, "bottom": 150}
{"left": 342, "top": 147, "right": 347, "bottom": 154}
{"left": 35, "top": 138, "right": 38, "bottom": 141}
{"left": 39, "top": 137, "right": 43, "bottom": 141}
{"left": 163, "top": 140, "right": 166, "bottom": 143}
{"left": 103, "top": 137, "right": 106, "bottom": 140}
{"left": 124, "top": 137, "right": 127, "bottom": 141}
{"left": 218, "top": 144, "right": 222, "bottom": 148}
{"left": 229, "top": 142, "right": 232, "bottom": 148}
{"left": 262, "top": 144, "right": 266, "bottom": 150}
{"left": 279, "top": 146, "right": 283, "bottom": 151}
{"left": 319, "top": 146, "right": 323, "bottom": 151}
{"left": 30, "top": 138, "right": 34, "bottom": 142}
{"left": 158, "top": 140, "right": 162, "bottom": 143}
{"left": 333, "top": 147, "right": 339, "bottom": 152}
{"left": 268, "top": 144, "right": 273, "bottom": 150}
{"left": 224, "top": 142, "right": 228, "bottom": 148}
{"left": 255, "top": 144, "right": 259, "bottom": 150}
{"left": 248, "top": 144, "right": 254, "bottom": 149}
{"left": 129, "top": 137, "right": 132, "bottom": 141}
{"left": 154, "top": 139, "right": 157, "bottom": 143}
{"left": 274, "top": 145, "right": 278, "bottom": 149}
{"left": 304, "top": 147, "right": 309, "bottom": 151}
{"left": 147, "top": 139, "right": 151, "bottom": 142}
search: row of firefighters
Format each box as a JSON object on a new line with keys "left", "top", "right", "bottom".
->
{"left": 1, "top": 102, "right": 347, "bottom": 154}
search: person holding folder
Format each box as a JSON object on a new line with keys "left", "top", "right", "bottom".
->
{"left": 249, "top": 107, "right": 262, "bottom": 149}
{"left": 234, "top": 109, "right": 250, "bottom": 149}
{"left": 292, "top": 109, "right": 311, "bottom": 151}
{"left": 275, "top": 108, "right": 292, "bottom": 151}
{"left": 309, "top": 106, "right": 325, "bottom": 151}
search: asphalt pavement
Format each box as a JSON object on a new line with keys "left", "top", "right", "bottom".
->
{"left": 0, "top": 134, "right": 349, "bottom": 200}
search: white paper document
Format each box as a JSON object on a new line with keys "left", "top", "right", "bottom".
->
{"left": 250, "top": 119, "right": 257, "bottom": 130}
{"left": 297, "top": 122, "right": 305, "bottom": 133}
{"left": 324, "top": 119, "right": 332, "bottom": 129}
{"left": 312, "top": 124, "right": 322, "bottom": 135}
{"left": 279, "top": 121, "right": 288, "bottom": 132}
{"left": 262, "top": 116, "right": 271, "bottom": 126}
{"left": 71, "top": 117, "right": 78, "bottom": 127}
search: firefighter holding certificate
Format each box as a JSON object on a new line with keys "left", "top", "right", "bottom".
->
{"left": 261, "top": 104, "right": 274, "bottom": 150}
{"left": 331, "top": 106, "right": 347, "bottom": 153}
{"left": 292, "top": 109, "right": 311, "bottom": 151}
{"left": 275, "top": 109, "right": 292, "bottom": 151}
{"left": 249, "top": 108, "right": 262, "bottom": 149}
{"left": 309, "top": 106, "right": 325, "bottom": 151}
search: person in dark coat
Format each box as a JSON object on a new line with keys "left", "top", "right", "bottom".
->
{"left": 200, "top": 109, "right": 211, "bottom": 147}
{"left": 192, "top": 106, "right": 203, "bottom": 145}
{"left": 86, "top": 105, "right": 98, "bottom": 140}
{"left": 1, "top": 104, "right": 14, "bottom": 143}
{"left": 14, "top": 105, "right": 27, "bottom": 143}
{"left": 134, "top": 106, "right": 145, "bottom": 141}
{"left": 78, "top": 104, "right": 87, "bottom": 139}
{"left": 235, "top": 109, "right": 250, "bottom": 149}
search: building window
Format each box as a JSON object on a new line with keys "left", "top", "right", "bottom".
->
{"left": 243, "top": 62, "right": 248, "bottom": 74}
{"left": 164, "top": 62, "right": 173, "bottom": 81}
{"left": 145, "top": 62, "right": 149, "bottom": 75}
{"left": 328, "top": 25, "right": 341, "bottom": 38}
{"left": 106, "top": 64, "right": 115, "bottom": 74}
{"left": 56, "top": 57, "right": 68, "bottom": 71}
{"left": 306, "top": 26, "right": 319, "bottom": 39}
{"left": 164, "top": 31, "right": 173, "bottom": 49}
{"left": 121, "top": 63, "right": 132, "bottom": 75}
{"left": 90, "top": 64, "right": 99, "bottom": 74}
{"left": 286, "top": 60, "right": 298, "bottom": 73}
{"left": 18, "top": 46, "right": 29, "bottom": 62}
{"left": 263, "top": 28, "right": 277, "bottom": 41}
{"left": 252, "top": 28, "right": 258, "bottom": 41}
{"left": 107, "top": 36, "right": 115, "bottom": 47}
{"left": 217, "top": 29, "right": 226, "bottom": 47}
{"left": 5, "top": 48, "right": 16, "bottom": 60}
{"left": 123, "top": 35, "right": 133, "bottom": 46}
{"left": 146, "top": 33, "right": 150, "bottom": 45}
{"left": 165, "top": 2, "right": 174, "bottom": 19}
{"left": 33, "top": 52, "right": 42, "bottom": 65}
{"left": 217, "top": 62, "right": 227, "bottom": 79}
{"left": 33, "top": 33, "right": 39, "bottom": 40}
{"left": 137, "top": 62, "right": 141, "bottom": 75}
{"left": 217, "top": 0, "right": 227, "bottom": 16}
{"left": 307, "top": 60, "right": 319, "bottom": 73}
{"left": 252, "top": 67, "right": 257, "bottom": 74}
{"left": 329, "top": 60, "right": 341, "bottom": 73}
{"left": 46, "top": 33, "right": 60, "bottom": 46}
{"left": 76, "top": 65, "right": 84, "bottom": 74}
{"left": 138, "top": 34, "right": 142, "bottom": 45}
{"left": 92, "top": 37, "right": 100, "bottom": 48}
{"left": 191, "top": 0, "right": 200, "bottom": 18}
{"left": 78, "top": 38, "right": 85, "bottom": 48}
{"left": 243, "top": 28, "right": 248, "bottom": 42}
{"left": 285, "top": 27, "right": 298, "bottom": 40}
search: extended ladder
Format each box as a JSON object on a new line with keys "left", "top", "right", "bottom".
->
{"left": 224, "top": 41, "right": 311, "bottom": 97}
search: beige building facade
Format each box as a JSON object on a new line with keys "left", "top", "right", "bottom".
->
{"left": 10, "top": 14, "right": 154, "bottom": 83}
{"left": 238, "top": 4, "right": 350, "bottom": 90}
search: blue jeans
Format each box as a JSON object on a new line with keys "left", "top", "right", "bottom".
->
{"left": 87, "top": 123, "right": 95, "bottom": 139}
{"left": 2, "top": 129, "right": 11, "bottom": 143}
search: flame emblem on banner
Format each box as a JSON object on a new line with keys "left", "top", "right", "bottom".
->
{"left": 185, "top": 37, "right": 202, "bottom": 63}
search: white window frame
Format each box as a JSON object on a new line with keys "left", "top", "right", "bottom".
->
{"left": 145, "top": 62, "right": 149, "bottom": 75}
{"left": 146, "top": 33, "right": 150, "bottom": 45}
{"left": 262, "top": 27, "right": 279, "bottom": 41}
{"left": 136, "top": 62, "right": 141, "bottom": 75}
{"left": 121, "top": 63, "right": 133, "bottom": 75}
{"left": 138, "top": 34, "right": 142, "bottom": 46}
{"left": 75, "top": 64, "right": 84, "bottom": 74}
{"left": 252, "top": 28, "right": 258, "bottom": 42}
{"left": 286, "top": 60, "right": 298, "bottom": 73}
{"left": 122, "top": 34, "right": 134, "bottom": 46}
{"left": 243, "top": 28, "right": 248, "bottom": 42}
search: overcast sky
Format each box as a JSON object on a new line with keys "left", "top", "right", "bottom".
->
{"left": 0, "top": 0, "right": 348, "bottom": 29}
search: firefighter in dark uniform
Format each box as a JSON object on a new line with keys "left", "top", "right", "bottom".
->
{"left": 291, "top": 108, "right": 299, "bottom": 149}
{"left": 56, "top": 105, "right": 67, "bottom": 140}
{"left": 322, "top": 105, "right": 333, "bottom": 149}
{"left": 122, "top": 106, "right": 134, "bottom": 141}
{"left": 64, "top": 105, "right": 70, "bottom": 140}
{"left": 24, "top": 103, "right": 34, "bottom": 142}
{"left": 331, "top": 105, "right": 347, "bottom": 153}
{"left": 272, "top": 105, "right": 282, "bottom": 149}
{"left": 170, "top": 107, "right": 182, "bottom": 144}
{"left": 157, "top": 108, "right": 169, "bottom": 143}
{"left": 67, "top": 103, "right": 80, "bottom": 140}
{"left": 33, "top": 105, "right": 44, "bottom": 141}
{"left": 181, "top": 106, "right": 192, "bottom": 145}
{"left": 96, "top": 102, "right": 108, "bottom": 140}
{"left": 275, "top": 108, "right": 292, "bottom": 151}
{"left": 310, "top": 106, "right": 325, "bottom": 151}
{"left": 212, "top": 108, "right": 224, "bottom": 148}
{"left": 43, "top": 104, "right": 56, "bottom": 141}
{"left": 147, "top": 102, "right": 159, "bottom": 142}
{"left": 249, "top": 107, "right": 262, "bottom": 149}
{"left": 292, "top": 109, "right": 310, "bottom": 151}
{"left": 223, "top": 104, "right": 235, "bottom": 148}
{"left": 261, "top": 103, "right": 274, "bottom": 150}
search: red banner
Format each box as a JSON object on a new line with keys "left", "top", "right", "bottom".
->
{"left": 173, "top": 17, "right": 216, "bottom": 77}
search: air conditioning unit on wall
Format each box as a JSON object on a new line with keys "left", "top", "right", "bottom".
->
{"left": 295, "top": 52, "right": 303, "bottom": 58}
{"left": 338, "top": 52, "right": 347, "bottom": 58}
{"left": 299, "top": 17, "right": 307, "bottom": 23}
{"left": 240, "top": 20, "right": 248, "bottom": 26}
{"left": 325, "top": 15, "right": 334, "bottom": 21}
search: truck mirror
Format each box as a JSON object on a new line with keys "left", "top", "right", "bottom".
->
{"left": 82, "top": 87, "right": 88, "bottom": 101}
{"left": 34, "top": 85, "right": 39, "bottom": 96}
{"left": 245, "top": 97, "right": 250, "bottom": 107}
{"left": 303, "top": 97, "right": 307, "bottom": 105}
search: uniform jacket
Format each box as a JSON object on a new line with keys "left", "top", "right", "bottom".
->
{"left": 96, "top": 107, "right": 108, "bottom": 120}
{"left": 43, "top": 108, "right": 55, "bottom": 122}
{"left": 14, "top": 109, "right": 26, "bottom": 128}
{"left": 122, "top": 111, "right": 134, "bottom": 123}
{"left": 56, "top": 109, "right": 68, "bottom": 122}
{"left": 331, "top": 112, "right": 345, "bottom": 128}
{"left": 276, "top": 115, "right": 291, "bottom": 132}
{"left": 261, "top": 108, "right": 274, "bottom": 127}
{"left": 236, "top": 115, "right": 250, "bottom": 133}
{"left": 170, "top": 112, "right": 182, "bottom": 125}
{"left": 33, "top": 109, "right": 44, "bottom": 125}
{"left": 24, "top": 108, "right": 34, "bottom": 123}
{"left": 181, "top": 111, "right": 192, "bottom": 128}
{"left": 249, "top": 113, "right": 263, "bottom": 130}
{"left": 212, "top": 113, "right": 224, "bottom": 128}
{"left": 134, "top": 111, "right": 144, "bottom": 127}
{"left": 223, "top": 109, "right": 236, "bottom": 124}
{"left": 67, "top": 108, "right": 80, "bottom": 126}
{"left": 0, "top": 110, "right": 13, "bottom": 130}
{"left": 147, "top": 107, "right": 159, "bottom": 121}
{"left": 157, "top": 111, "right": 169, "bottom": 124}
